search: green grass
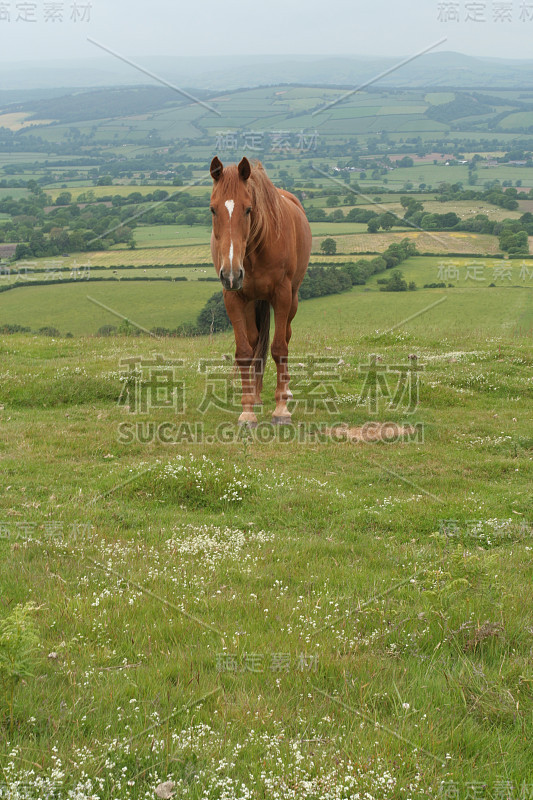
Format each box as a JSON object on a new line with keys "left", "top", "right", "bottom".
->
{"left": 310, "top": 222, "right": 368, "bottom": 235}
{"left": 296, "top": 284, "right": 533, "bottom": 337}
{"left": 0, "top": 280, "right": 216, "bottom": 335}
{"left": 498, "top": 110, "right": 533, "bottom": 129}
{"left": 363, "top": 255, "right": 533, "bottom": 291}
{"left": 425, "top": 92, "right": 455, "bottom": 105}
{"left": 0, "top": 187, "right": 28, "bottom": 199}
{"left": 0, "top": 284, "right": 532, "bottom": 799}
{"left": 0, "top": 265, "right": 214, "bottom": 284}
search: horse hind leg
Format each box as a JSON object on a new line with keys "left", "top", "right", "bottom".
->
{"left": 282, "top": 292, "right": 298, "bottom": 405}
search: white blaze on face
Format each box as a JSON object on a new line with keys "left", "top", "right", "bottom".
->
{"left": 224, "top": 199, "right": 235, "bottom": 286}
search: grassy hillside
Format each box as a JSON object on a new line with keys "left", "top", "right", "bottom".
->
{"left": 0, "top": 283, "right": 532, "bottom": 798}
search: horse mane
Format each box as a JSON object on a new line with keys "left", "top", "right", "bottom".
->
{"left": 220, "top": 161, "right": 283, "bottom": 252}
{"left": 248, "top": 161, "right": 283, "bottom": 249}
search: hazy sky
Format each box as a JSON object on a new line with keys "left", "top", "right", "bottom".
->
{"left": 0, "top": 0, "right": 532, "bottom": 62}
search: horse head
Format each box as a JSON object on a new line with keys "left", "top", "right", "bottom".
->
{"left": 209, "top": 156, "right": 252, "bottom": 292}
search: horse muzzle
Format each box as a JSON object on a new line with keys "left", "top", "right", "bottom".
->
{"left": 220, "top": 267, "right": 244, "bottom": 292}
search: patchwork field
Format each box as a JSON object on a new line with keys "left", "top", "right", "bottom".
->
{"left": 133, "top": 225, "right": 212, "bottom": 248}
{"left": 311, "top": 231, "right": 502, "bottom": 255}
{"left": 363, "top": 255, "right": 533, "bottom": 291}
{"left": 46, "top": 184, "right": 213, "bottom": 203}
{"left": 352, "top": 200, "right": 524, "bottom": 223}
{"left": 3, "top": 255, "right": 532, "bottom": 337}
{"left": 30, "top": 245, "right": 215, "bottom": 267}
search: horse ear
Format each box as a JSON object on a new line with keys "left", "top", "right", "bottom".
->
{"left": 210, "top": 156, "right": 223, "bottom": 182}
{"left": 238, "top": 157, "right": 251, "bottom": 182}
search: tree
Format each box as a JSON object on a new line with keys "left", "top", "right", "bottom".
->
{"left": 380, "top": 270, "right": 408, "bottom": 292}
{"left": 181, "top": 211, "right": 196, "bottom": 227}
{"left": 306, "top": 208, "right": 327, "bottom": 222}
{"left": 55, "top": 191, "right": 72, "bottom": 206}
{"left": 499, "top": 229, "right": 528, "bottom": 255}
{"left": 320, "top": 238, "right": 337, "bottom": 255}
{"left": 401, "top": 197, "right": 424, "bottom": 219}
{"left": 396, "top": 156, "right": 414, "bottom": 168}
{"left": 197, "top": 292, "right": 231, "bottom": 334}
{"left": 27, "top": 180, "right": 44, "bottom": 197}
{"left": 379, "top": 212, "right": 396, "bottom": 231}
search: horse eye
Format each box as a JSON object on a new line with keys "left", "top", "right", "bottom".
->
{"left": 245, "top": 207, "right": 252, "bottom": 216}
{"left": 210, "top": 207, "right": 216, "bottom": 215}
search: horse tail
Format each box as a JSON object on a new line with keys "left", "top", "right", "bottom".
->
{"left": 253, "top": 300, "right": 270, "bottom": 394}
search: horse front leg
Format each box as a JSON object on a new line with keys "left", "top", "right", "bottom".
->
{"left": 270, "top": 281, "right": 292, "bottom": 424}
{"left": 244, "top": 301, "right": 263, "bottom": 408}
{"left": 224, "top": 293, "right": 258, "bottom": 426}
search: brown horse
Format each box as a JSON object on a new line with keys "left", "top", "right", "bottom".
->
{"left": 209, "top": 156, "right": 312, "bottom": 425}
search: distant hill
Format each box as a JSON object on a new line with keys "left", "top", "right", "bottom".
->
{"left": 1, "top": 51, "right": 533, "bottom": 92}
{"left": 4, "top": 81, "right": 533, "bottom": 141}
{"left": 16, "top": 87, "right": 196, "bottom": 124}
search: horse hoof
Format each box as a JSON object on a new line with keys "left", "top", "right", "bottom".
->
{"left": 272, "top": 415, "right": 292, "bottom": 425}
{"left": 238, "top": 412, "right": 258, "bottom": 428}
